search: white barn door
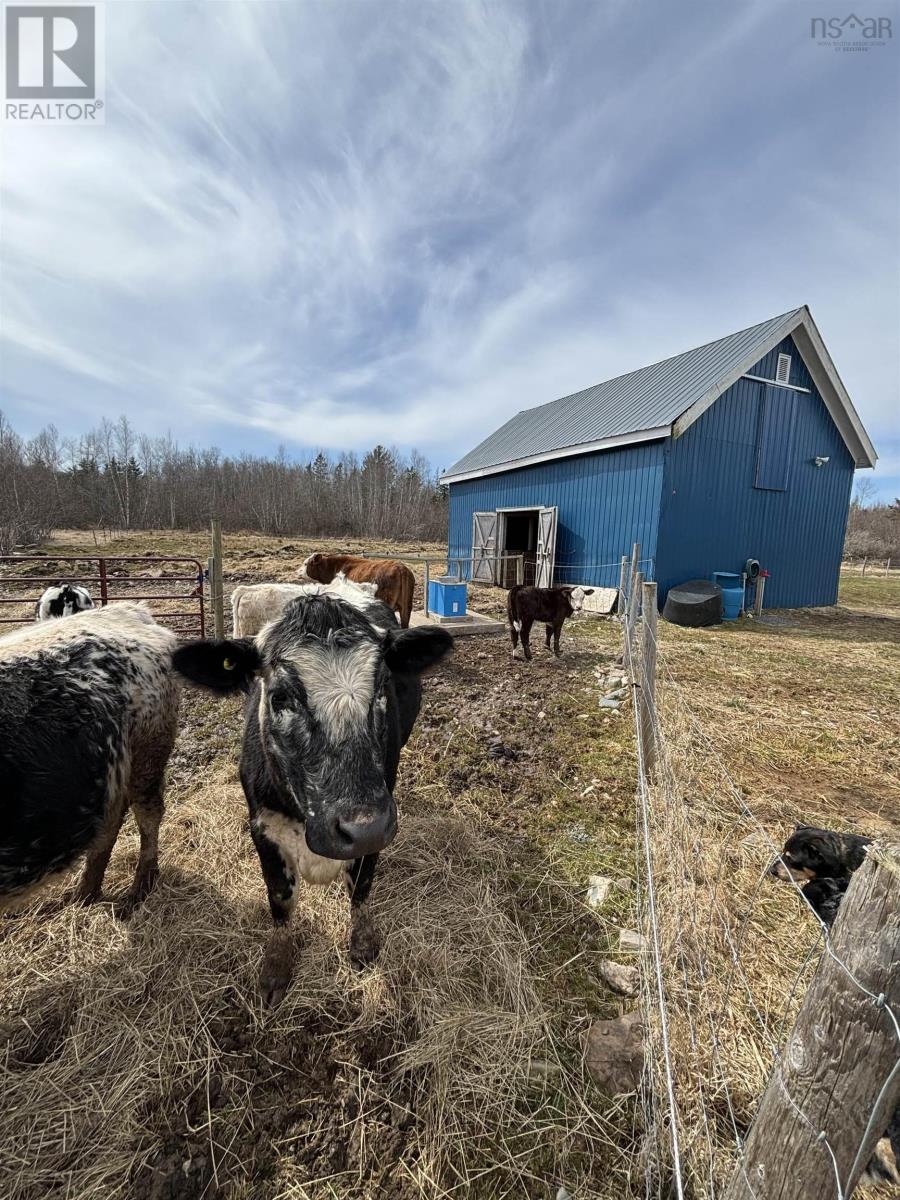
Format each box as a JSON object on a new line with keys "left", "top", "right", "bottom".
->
{"left": 471, "top": 511, "right": 498, "bottom": 583}
{"left": 536, "top": 506, "right": 558, "bottom": 588}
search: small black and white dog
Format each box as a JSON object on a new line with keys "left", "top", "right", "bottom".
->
{"left": 35, "top": 584, "right": 95, "bottom": 622}
{"left": 771, "top": 825, "right": 898, "bottom": 1186}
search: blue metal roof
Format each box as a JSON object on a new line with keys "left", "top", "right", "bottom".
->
{"left": 443, "top": 309, "right": 806, "bottom": 481}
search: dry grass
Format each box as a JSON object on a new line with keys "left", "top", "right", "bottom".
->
{"left": 0, "top": 757, "right": 627, "bottom": 1200}
{"left": 634, "top": 572, "right": 900, "bottom": 1195}
{"left": 9, "top": 531, "right": 892, "bottom": 1196}
{"left": 0, "top": 531, "right": 640, "bottom": 1199}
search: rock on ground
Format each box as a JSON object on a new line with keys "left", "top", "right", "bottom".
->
{"left": 584, "top": 1009, "right": 644, "bottom": 1095}
{"left": 597, "top": 960, "right": 640, "bottom": 998}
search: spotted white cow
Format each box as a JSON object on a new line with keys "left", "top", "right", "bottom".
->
{"left": 0, "top": 603, "right": 180, "bottom": 911}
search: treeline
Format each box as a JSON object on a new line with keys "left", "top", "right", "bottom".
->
{"left": 844, "top": 484, "right": 900, "bottom": 561}
{"left": 0, "top": 412, "right": 447, "bottom": 552}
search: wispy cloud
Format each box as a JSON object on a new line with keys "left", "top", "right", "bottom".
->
{"left": 1, "top": 0, "right": 897, "bottom": 494}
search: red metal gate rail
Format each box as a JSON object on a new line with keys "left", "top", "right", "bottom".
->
{"left": 0, "top": 555, "right": 205, "bottom": 637}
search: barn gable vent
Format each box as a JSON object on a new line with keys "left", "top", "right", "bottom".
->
{"left": 775, "top": 353, "right": 792, "bottom": 385}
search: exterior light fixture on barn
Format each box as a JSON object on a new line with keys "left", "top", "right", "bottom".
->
{"left": 440, "top": 307, "right": 877, "bottom": 609}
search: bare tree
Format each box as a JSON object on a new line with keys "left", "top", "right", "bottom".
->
{"left": 0, "top": 413, "right": 447, "bottom": 544}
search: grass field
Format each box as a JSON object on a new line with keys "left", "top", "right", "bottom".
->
{"left": 1, "top": 535, "right": 897, "bottom": 1198}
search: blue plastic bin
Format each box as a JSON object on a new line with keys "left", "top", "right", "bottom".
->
{"left": 428, "top": 576, "right": 467, "bottom": 617}
{"left": 713, "top": 571, "right": 743, "bottom": 620}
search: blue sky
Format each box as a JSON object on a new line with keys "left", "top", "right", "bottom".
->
{"left": 2, "top": 1, "right": 898, "bottom": 497}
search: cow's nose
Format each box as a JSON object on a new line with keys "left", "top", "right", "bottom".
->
{"left": 333, "top": 804, "right": 397, "bottom": 858}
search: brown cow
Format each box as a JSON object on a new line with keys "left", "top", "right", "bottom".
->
{"left": 301, "top": 554, "right": 415, "bottom": 627}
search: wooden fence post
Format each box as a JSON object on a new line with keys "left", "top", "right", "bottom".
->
{"left": 210, "top": 519, "right": 224, "bottom": 639}
{"left": 618, "top": 555, "right": 629, "bottom": 617}
{"left": 640, "top": 581, "right": 658, "bottom": 774}
{"left": 723, "top": 841, "right": 900, "bottom": 1200}
{"left": 630, "top": 542, "right": 641, "bottom": 600}
{"left": 626, "top": 569, "right": 643, "bottom": 663}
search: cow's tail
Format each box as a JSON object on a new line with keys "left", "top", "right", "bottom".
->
{"left": 507, "top": 585, "right": 523, "bottom": 632}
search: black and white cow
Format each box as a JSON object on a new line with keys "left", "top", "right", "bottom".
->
{"left": 507, "top": 584, "right": 595, "bottom": 660}
{"left": 173, "top": 581, "right": 453, "bottom": 1005}
{"left": 0, "top": 603, "right": 180, "bottom": 911}
{"left": 35, "top": 583, "right": 94, "bottom": 621}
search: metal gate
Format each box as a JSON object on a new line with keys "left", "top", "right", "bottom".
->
{"left": 0, "top": 555, "right": 206, "bottom": 636}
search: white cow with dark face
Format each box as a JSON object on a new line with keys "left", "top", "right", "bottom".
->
{"left": 35, "top": 584, "right": 94, "bottom": 621}
{"left": 173, "top": 582, "right": 453, "bottom": 1005}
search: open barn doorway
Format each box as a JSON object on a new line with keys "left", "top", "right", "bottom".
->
{"left": 471, "top": 506, "right": 557, "bottom": 587}
{"left": 498, "top": 509, "right": 538, "bottom": 586}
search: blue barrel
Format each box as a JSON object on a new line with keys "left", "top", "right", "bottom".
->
{"left": 713, "top": 572, "right": 743, "bottom": 620}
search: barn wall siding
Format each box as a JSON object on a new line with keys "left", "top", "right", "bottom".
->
{"left": 656, "top": 336, "right": 855, "bottom": 608}
{"left": 447, "top": 440, "right": 665, "bottom": 587}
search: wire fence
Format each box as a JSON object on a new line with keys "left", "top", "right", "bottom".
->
{"left": 840, "top": 558, "right": 897, "bottom": 578}
{"left": 619, "top": 565, "right": 900, "bottom": 1198}
{"left": 442, "top": 548, "right": 656, "bottom": 590}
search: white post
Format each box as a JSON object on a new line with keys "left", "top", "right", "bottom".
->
{"left": 753, "top": 574, "right": 766, "bottom": 616}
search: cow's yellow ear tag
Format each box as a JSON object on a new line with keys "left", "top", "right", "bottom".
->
{"left": 223, "top": 657, "right": 235, "bottom": 671}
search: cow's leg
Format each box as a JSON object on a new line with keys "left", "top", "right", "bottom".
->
{"left": 345, "top": 854, "right": 381, "bottom": 969}
{"left": 544, "top": 623, "right": 553, "bottom": 651}
{"left": 252, "top": 828, "right": 298, "bottom": 1006}
{"left": 509, "top": 621, "right": 520, "bottom": 656}
{"left": 553, "top": 620, "right": 564, "bottom": 657}
{"left": 119, "top": 796, "right": 164, "bottom": 915}
{"left": 74, "top": 804, "right": 127, "bottom": 905}
{"left": 118, "top": 717, "right": 175, "bottom": 915}
{"left": 520, "top": 618, "right": 534, "bottom": 661}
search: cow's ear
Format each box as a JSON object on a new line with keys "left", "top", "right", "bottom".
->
{"left": 383, "top": 627, "right": 453, "bottom": 676}
{"left": 583, "top": 589, "right": 595, "bottom": 596}
{"left": 173, "top": 638, "right": 261, "bottom": 693}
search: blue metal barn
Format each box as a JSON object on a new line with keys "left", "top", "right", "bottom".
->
{"left": 441, "top": 307, "right": 877, "bottom": 609}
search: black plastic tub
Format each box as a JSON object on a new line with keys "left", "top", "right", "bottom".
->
{"left": 662, "top": 579, "right": 723, "bottom": 628}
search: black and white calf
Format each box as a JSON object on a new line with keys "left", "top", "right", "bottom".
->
{"left": 35, "top": 583, "right": 94, "bottom": 621}
{"left": 173, "top": 581, "right": 453, "bottom": 1005}
{"left": 507, "top": 584, "right": 595, "bottom": 660}
{"left": 0, "top": 603, "right": 179, "bottom": 911}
